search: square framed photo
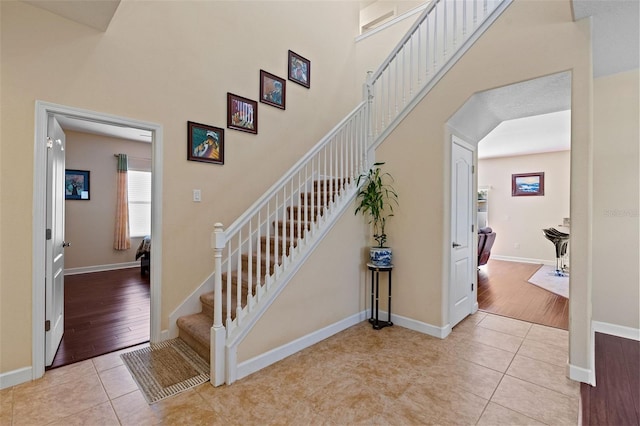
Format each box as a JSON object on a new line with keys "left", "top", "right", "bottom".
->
{"left": 187, "top": 121, "right": 224, "bottom": 165}
{"left": 65, "top": 169, "right": 90, "bottom": 200}
{"left": 260, "top": 70, "right": 286, "bottom": 110}
{"left": 512, "top": 172, "right": 545, "bottom": 196}
{"left": 288, "top": 50, "right": 310, "bottom": 88}
{"left": 227, "top": 93, "right": 258, "bottom": 134}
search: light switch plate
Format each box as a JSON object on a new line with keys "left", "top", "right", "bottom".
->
{"left": 193, "top": 189, "right": 201, "bottom": 202}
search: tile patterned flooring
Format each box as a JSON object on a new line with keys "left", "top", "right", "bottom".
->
{"left": 0, "top": 312, "right": 579, "bottom": 425}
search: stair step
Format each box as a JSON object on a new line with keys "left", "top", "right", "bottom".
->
{"left": 200, "top": 289, "right": 243, "bottom": 321}
{"left": 176, "top": 313, "right": 211, "bottom": 362}
{"left": 260, "top": 235, "right": 297, "bottom": 257}
{"left": 301, "top": 191, "right": 339, "bottom": 206}
{"left": 313, "top": 178, "right": 350, "bottom": 190}
{"left": 274, "top": 220, "right": 312, "bottom": 239}
{"left": 286, "top": 205, "right": 324, "bottom": 221}
{"left": 241, "top": 252, "right": 282, "bottom": 276}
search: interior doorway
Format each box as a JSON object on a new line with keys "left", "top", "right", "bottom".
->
{"left": 447, "top": 71, "right": 572, "bottom": 330}
{"left": 33, "top": 101, "right": 163, "bottom": 379}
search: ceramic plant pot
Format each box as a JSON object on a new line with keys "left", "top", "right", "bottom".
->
{"left": 370, "top": 247, "right": 392, "bottom": 267}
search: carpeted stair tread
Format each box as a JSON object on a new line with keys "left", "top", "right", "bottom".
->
{"left": 260, "top": 235, "right": 297, "bottom": 257}
{"left": 176, "top": 313, "right": 211, "bottom": 361}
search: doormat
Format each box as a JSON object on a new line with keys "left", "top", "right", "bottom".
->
{"left": 528, "top": 265, "right": 569, "bottom": 298}
{"left": 121, "top": 338, "right": 209, "bottom": 404}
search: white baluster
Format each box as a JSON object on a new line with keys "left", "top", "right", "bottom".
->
{"left": 256, "top": 211, "right": 261, "bottom": 296}
{"left": 265, "top": 201, "right": 270, "bottom": 286}
{"left": 443, "top": 0, "right": 447, "bottom": 60}
{"left": 236, "top": 230, "right": 242, "bottom": 321}
{"left": 417, "top": 25, "right": 421, "bottom": 89}
{"left": 453, "top": 0, "right": 457, "bottom": 49}
{"left": 289, "top": 179, "right": 294, "bottom": 255}
{"left": 226, "top": 243, "right": 231, "bottom": 326}
{"left": 434, "top": 1, "right": 438, "bottom": 70}
{"left": 211, "top": 223, "right": 225, "bottom": 386}
{"left": 248, "top": 220, "right": 253, "bottom": 310}
{"left": 463, "top": 0, "right": 467, "bottom": 37}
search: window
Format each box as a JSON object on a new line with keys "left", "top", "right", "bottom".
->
{"left": 127, "top": 170, "right": 151, "bottom": 237}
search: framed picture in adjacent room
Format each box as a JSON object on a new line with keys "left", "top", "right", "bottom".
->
{"left": 512, "top": 172, "right": 545, "bottom": 196}
{"left": 187, "top": 121, "right": 224, "bottom": 165}
{"left": 260, "top": 70, "right": 286, "bottom": 110}
{"left": 288, "top": 50, "right": 310, "bottom": 88}
{"left": 227, "top": 93, "right": 258, "bottom": 134}
{"left": 65, "top": 169, "right": 90, "bottom": 200}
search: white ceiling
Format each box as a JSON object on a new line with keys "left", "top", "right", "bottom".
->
{"left": 478, "top": 110, "right": 571, "bottom": 159}
{"left": 55, "top": 115, "right": 152, "bottom": 143}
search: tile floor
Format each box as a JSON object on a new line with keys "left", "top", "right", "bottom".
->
{"left": 0, "top": 312, "right": 580, "bottom": 425}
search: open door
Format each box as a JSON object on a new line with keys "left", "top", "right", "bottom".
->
{"left": 450, "top": 137, "right": 475, "bottom": 328}
{"left": 45, "top": 116, "right": 66, "bottom": 366}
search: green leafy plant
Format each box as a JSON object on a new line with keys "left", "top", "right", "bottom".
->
{"left": 355, "top": 162, "right": 398, "bottom": 247}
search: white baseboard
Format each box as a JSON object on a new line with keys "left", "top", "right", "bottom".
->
{"left": 64, "top": 261, "right": 139, "bottom": 276}
{"left": 374, "top": 309, "right": 451, "bottom": 339}
{"left": 236, "top": 311, "right": 365, "bottom": 381}
{"left": 167, "top": 272, "right": 215, "bottom": 339}
{"left": 491, "top": 255, "right": 555, "bottom": 266}
{"left": 568, "top": 362, "right": 594, "bottom": 386}
{"left": 0, "top": 366, "right": 32, "bottom": 390}
{"left": 592, "top": 320, "right": 640, "bottom": 341}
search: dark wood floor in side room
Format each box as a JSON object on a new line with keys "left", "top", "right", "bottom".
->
{"left": 477, "top": 259, "right": 569, "bottom": 330}
{"left": 581, "top": 332, "right": 640, "bottom": 426}
{"left": 48, "top": 268, "right": 150, "bottom": 369}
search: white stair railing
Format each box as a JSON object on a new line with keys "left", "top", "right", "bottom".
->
{"left": 367, "top": 0, "right": 509, "bottom": 141}
{"left": 210, "top": 0, "right": 510, "bottom": 386}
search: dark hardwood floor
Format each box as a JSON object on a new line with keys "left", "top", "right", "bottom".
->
{"left": 477, "top": 259, "right": 569, "bottom": 330}
{"left": 48, "top": 268, "right": 150, "bottom": 369}
{"left": 581, "top": 332, "right": 640, "bottom": 425}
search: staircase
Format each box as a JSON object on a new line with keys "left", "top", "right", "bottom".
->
{"left": 176, "top": 179, "right": 347, "bottom": 362}
{"left": 174, "top": 0, "right": 511, "bottom": 386}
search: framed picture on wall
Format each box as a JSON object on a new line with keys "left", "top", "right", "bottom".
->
{"left": 65, "top": 169, "right": 90, "bottom": 200}
{"left": 512, "top": 172, "right": 545, "bottom": 196}
{"left": 227, "top": 93, "right": 258, "bottom": 134}
{"left": 187, "top": 121, "right": 224, "bottom": 165}
{"left": 288, "top": 50, "right": 310, "bottom": 88}
{"left": 260, "top": 70, "right": 286, "bottom": 110}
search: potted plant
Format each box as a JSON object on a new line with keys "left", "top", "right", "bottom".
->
{"left": 355, "top": 162, "right": 398, "bottom": 267}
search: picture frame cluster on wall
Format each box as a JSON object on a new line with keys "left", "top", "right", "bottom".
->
{"left": 187, "top": 49, "right": 311, "bottom": 165}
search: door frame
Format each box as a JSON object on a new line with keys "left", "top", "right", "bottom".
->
{"left": 32, "top": 100, "right": 164, "bottom": 379}
{"left": 448, "top": 134, "right": 478, "bottom": 329}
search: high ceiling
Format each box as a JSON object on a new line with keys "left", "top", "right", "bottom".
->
{"left": 20, "top": 0, "right": 638, "bottom": 149}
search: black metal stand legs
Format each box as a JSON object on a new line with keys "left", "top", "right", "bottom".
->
{"left": 368, "top": 263, "right": 393, "bottom": 330}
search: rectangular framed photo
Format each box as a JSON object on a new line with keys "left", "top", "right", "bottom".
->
{"left": 227, "top": 93, "right": 258, "bottom": 134}
{"left": 65, "top": 169, "right": 90, "bottom": 200}
{"left": 260, "top": 70, "right": 286, "bottom": 110}
{"left": 512, "top": 172, "right": 545, "bottom": 196}
{"left": 187, "top": 121, "right": 224, "bottom": 165}
{"left": 288, "top": 50, "right": 310, "bottom": 88}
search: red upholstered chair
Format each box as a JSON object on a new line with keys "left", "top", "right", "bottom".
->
{"left": 478, "top": 227, "right": 496, "bottom": 266}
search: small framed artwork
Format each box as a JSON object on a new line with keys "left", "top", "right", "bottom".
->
{"left": 65, "top": 169, "right": 90, "bottom": 200}
{"left": 187, "top": 121, "right": 224, "bottom": 165}
{"left": 260, "top": 70, "right": 286, "bottom": 110}
{"left": 512, "top": 172, "right": 545, "bottom": 196}
{"left": 288, "top": 50, "right": 310, "bottom": 88}
{"left": 227, "top": 93, "right": 258, "bottom": 134}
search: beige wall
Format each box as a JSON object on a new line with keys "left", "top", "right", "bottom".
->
{"left": 239, "top": 201, "right": 369, "bottom": 363}
{"left": 0, "top": 0, "right": 360, "bottom": 373}
{"left": 592, "top": 69, "right": 640, "bottom": 330}
{"left": 363, "top": 0, "right": 593, "bottom": 370}
{"left": 478, "top": 151, "right": 571, "bottom": 263}
{"left": 65, "top": 131, "right": 151, "bottom": 269}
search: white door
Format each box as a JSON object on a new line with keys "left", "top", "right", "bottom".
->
{"left": 45, "top": 116, "right": 66, "bottom": 366}
{"left": 450, "top": 138, "right": 474, "bottom": 328}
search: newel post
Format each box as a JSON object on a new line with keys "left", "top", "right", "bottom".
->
{"left": 210, "top": 223, "right": 226, "bottom": 386}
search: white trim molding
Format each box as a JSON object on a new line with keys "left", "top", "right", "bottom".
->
{"left": 32, "top": 100, "right": 164, "bottom": 383}
{"left": 355, "top": 3, "right": 428, "bottom": 43}
{"left": 593, "top": 320, "right": 640, "bottom": 341}
{"left": 490, "top": 255, "right": 555, "bottom": 266}
{"left": 376, "top": 310, "right": 451, "bottom": 339}
{"left": 236, "top": 311, "right": 365, "bottom": 381}
{"left": 568, "top": 362, "right": 595, "bottom": 386}
{"left": 0, "top": 367, "right": 33, "bottom": 390}
{"left": 64, "top": 262, "right": 138, "bottom": 276}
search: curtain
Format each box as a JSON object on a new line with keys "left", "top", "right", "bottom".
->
{"left": 114, "top": 154, "right": 131, "bottom": 250}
